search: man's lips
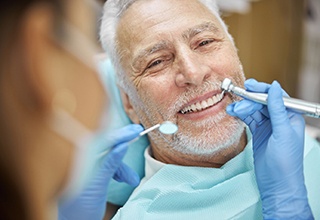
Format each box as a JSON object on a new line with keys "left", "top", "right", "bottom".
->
{"left": 179, "top": 90, "right": 225, "bottom": 114}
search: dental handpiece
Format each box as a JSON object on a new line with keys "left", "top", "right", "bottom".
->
{"left": 221, "top": 78, "right": 320, "bottom": 119}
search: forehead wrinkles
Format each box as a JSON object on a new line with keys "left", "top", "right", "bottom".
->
{"left": 132, "top": 41, "right": 170, "bottom": 68}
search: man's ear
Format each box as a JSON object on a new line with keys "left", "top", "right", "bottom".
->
{"left": 119, "top": 87, "right": 141, "bottom": 124}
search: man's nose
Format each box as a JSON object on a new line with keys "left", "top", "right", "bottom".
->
{"left": 175, "top": 50, "right": 210, "bottom": 87}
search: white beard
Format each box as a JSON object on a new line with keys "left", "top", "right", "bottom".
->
{"left": 127, "top": 68, "right": 246, "bottom": 158}
{"left": 150, "top": 110, "right": 246, "bottom": 158}
{"left": 172, "top": 115, "right": 245, "bottom": 156}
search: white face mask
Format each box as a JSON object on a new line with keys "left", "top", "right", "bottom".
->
{"left": 49, "top": 17, "right": 111, "bottom": 201}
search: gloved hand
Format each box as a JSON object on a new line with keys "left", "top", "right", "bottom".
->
{"left": 227, "top": 79, "right": 314, "bottom": 220}
{"left": 58, "top": 124, "right": 144, "bottom": 220}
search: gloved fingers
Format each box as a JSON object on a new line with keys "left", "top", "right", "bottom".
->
{"left": 244, "top": 78, "right": 271, "bottom": 93}
{"left": 267, "top": 81, "right": 292, "bottom": 135}
{"left": 245, "top": 78, "right": 290, "bottom": 97}
{"left": 102, "top": 142, "right": 128, "bottom": 173}
{"left": 95, "top": 124, "right": 144, "bottom": 155}
{"left": 113, "top": 162, "right": 140, "bottom": 187}
{"left": 226, "top": 102, "right": 238, "bottom": 117}
{"left": 287, "top": 110, "right": 306, "bottom": 138}
{"left": 227, "top": 100, "right": 270, "bottom": 133}
{"left": 106, "top": 124, "right": 144, "bottom": 146}
{"left": 245, "top": 108, "right": 270, "bottom": 132}
{"left": 227, "top": 99, "right": 264, "bottom": 120}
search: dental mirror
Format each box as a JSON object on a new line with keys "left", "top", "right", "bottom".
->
{"left": 139, "top": 121, "right": 178, "bottom": 136}
{"left": 100, "top": 121, "right": 178, "bottom": 157}
{"left": 128, "top": 121, "right": 178, "bottom": 144}
{"left": 158, "top": 121, "right": 178, "bottom": 135}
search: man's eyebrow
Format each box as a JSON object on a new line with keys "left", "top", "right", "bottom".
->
{"left": 182, "top": 22, "right": 220, "bottom": 40}
{"left": 132, "top": 41, "right": 170, "bottom": 67}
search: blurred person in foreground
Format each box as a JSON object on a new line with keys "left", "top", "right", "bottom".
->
{"left": 0, "top": 0, "right": 144, "bottom": 219}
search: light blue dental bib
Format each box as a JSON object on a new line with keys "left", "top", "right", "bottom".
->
{"left": 113, "top": 132, "right": 320, "bottom": 220}
{"left": 113, "top": 131, "right": 264, "bottom": 220}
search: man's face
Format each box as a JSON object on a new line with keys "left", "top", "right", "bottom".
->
{"left": 117, "top": 0, "right": 245, "bottom": 157}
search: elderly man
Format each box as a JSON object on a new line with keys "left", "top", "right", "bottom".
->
{"left": 100, "top": 0, "right": 320, "bottom": 219}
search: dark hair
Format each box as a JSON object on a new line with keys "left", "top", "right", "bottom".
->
{"left": 0, "top": 1, "right": 63, "bottom": 219}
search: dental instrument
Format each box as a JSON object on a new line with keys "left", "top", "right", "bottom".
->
{"left": 138, "top": 121, "right": 178, "bottom": 136}
{"left": 99, "top": 122, "right": 178, "bottom": 158}
{"left": 130, "top": 121, "right": 178, "bottom": 143}
{"left": 221, "top": 78, "right": 320, "bottom": 119}
{"left": 158, "top": 122, "right": 179, "bottom": 134}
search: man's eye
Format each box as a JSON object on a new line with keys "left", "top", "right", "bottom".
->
{"left": 147, "top": 60, "right": 163, "bottom": 69}
{"left": 199, "top": 39, "right": 214, "bottom": 47}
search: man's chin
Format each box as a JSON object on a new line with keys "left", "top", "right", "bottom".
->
{"left": 180, "top": 109, "right": 243, "bottom": 135}
{"left": 173, "top": 119, "right": 246, "bottom": 156}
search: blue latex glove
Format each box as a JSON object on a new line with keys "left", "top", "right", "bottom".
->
{"left": 58, "top": 124, "right": 144, "bottom": 220}
{"left": 227, "top": 79, "right": 314, "bottom": 220}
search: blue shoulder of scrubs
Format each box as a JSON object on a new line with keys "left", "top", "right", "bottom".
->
{"left": 97, "top": 58, "right": 149, "bottom": 205}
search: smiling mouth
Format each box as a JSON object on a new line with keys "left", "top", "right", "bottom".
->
{"left": 179, "top": 91, "right": 225, "bottom": 114}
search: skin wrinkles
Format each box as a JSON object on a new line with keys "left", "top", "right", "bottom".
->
{"left": 130, "top": 41, "right": 173, "bottom": 88}
{"left": 182, "top": 22, "right": 223, "bottom": 43}
{"left": 131, "top": 22, "right": 225, "bottom": 89}
{"left": 132, "top": 41, "right": 171, "bottom": 71}
{"left": 132, "top": 22, "right": 224, "bottom": 78}
{"left": 117, "top": 0, "right": 247, "bottom": 167}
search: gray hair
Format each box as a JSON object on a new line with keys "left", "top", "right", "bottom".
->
{"left": 99, "top": 0, "right": 233, "bottom": 92}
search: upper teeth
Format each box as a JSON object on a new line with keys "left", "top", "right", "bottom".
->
{"left": 180, "top": 92, "right": 224, "bottom": 114}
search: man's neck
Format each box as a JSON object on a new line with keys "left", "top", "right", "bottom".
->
{"left": 151, "top": 130, "right": 247, "bottom": 168}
